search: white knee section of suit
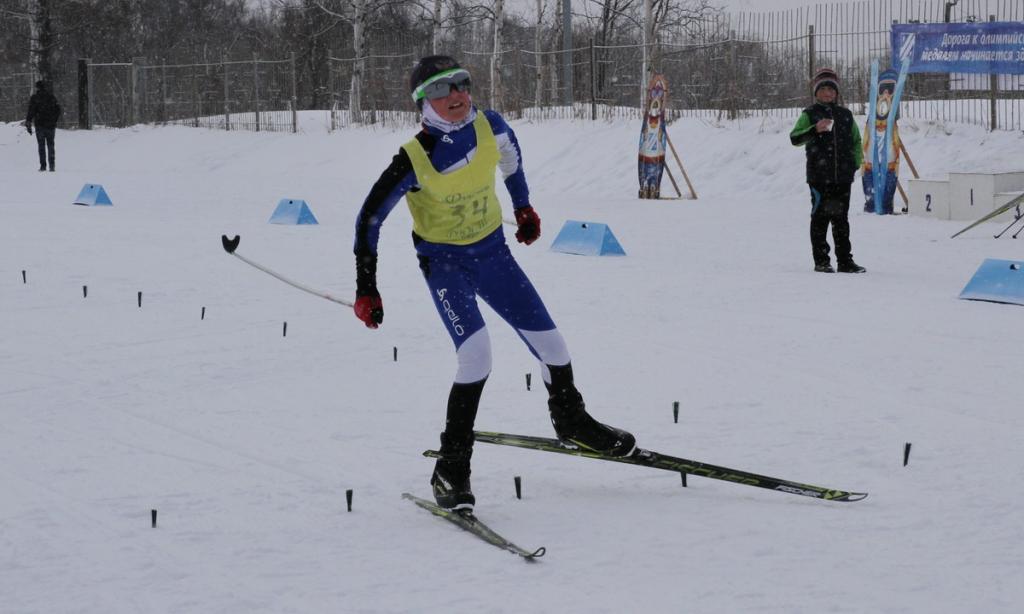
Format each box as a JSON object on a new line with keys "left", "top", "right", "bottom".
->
{"left": 519, "top": 328, "right": 571, "bottom": 378}
{"left": 454, "top": 328, "right": 493, "bottom": 383}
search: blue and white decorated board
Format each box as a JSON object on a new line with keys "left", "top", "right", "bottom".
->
{"left": 867, "top": 34, "right": 914, "bottom": 214}
{"left": 862, "top": 67, "right": 901, "bottom": 214}
{"left": 637, "top": 74, "right": 668, "bottom": 199}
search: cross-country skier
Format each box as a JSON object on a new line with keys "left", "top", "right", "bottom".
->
{"left": 789, "top": 68, "right": 867, "bottom": 273}
{"left": 351, "top": 55, "right": 636, "bottom": 511}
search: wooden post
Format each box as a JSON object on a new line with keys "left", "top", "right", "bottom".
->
{"left": 590, "top": 38, "right": 597, "bottom": 121}
{"left": 291, "top": 51, "right": 298, "bottom": 133}
{"left": 665, "top": 132, "right": 698, "bottom": 199}
{"left": 899, "top": 141, "right": 919, "bottom": 179}
{"left": 253, "top": 52, "right": 261, "bottom": 132}
{"left": 223, "top": 54, "right": 230, "bottom": 131}
{"left": 77, "top": 58, "right": 90, "bottom": 129}
{"left": 662, "top": 164, "right": 683, "bottom": 199}
{"left": 896, "top": 179, "right": 909, "bottom": 208}
{"left": 897, "top": 138, "right": 919, "bottom": 214}
{"left": 989, "top": 16, "right": 997, "bottom": 132}
{"left": 807, "top": 25, "right": 815, "bottom": 84}
{"left": 191, "top": 63, "right": 199, "bottom": 128}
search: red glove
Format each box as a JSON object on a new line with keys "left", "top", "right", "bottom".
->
{"left": 354, "top": 292, "right": 383, "bottom": 329}
{"left": 514, "top": 206, "right": 541, "bottom": 245}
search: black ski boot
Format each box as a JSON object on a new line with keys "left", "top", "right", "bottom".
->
{"left": 430, "top": 379, "right": 486, "bottom": 511}
{"left": 431, "top": 431, "right": 475, "bottom": 511}
{"left": 546, "top": 363, "right": 636, "bottom": 457}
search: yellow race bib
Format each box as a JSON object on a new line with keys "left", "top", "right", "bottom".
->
{"left": 402, "top": 114, "right": 503, "bottom": 245}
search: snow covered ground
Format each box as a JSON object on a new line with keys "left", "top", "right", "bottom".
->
{"left": 2, "top": 110, "right": 1022, "bottom": 613}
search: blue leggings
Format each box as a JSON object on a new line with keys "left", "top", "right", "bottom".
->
{"left": 416, "top": 239, "right": 567, "bottom": 383}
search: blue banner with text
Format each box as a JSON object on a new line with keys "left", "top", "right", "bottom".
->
{"left": 891, "top": 22, "right": 1024, "bottom": 74}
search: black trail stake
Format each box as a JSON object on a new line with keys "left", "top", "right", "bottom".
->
{"left": 201, "top": 306, "right": 206, "bottom": 320}
{"left": 83, "top": 285, "right": 87, "bottom": 298}
{"left": 673, "top": 401, "right": 679, "bottom": 423}
{"left": 137, "top": 291, "right": 142, "bottom": 308}
{"left": 22, "top": 270, "right": 26, "bottom": 283}
{"left": 904, "top": 442, "right": 912, "bottom": 466}
{"left": 346, "top": 489, "right": 353, "bottom": 512}
{"left": 514, "top": 476, "right": 522, "bottom": 499}
{"left": 680, "top": 472, "right": 687, "bottom": 487}
{"left": 151, "top": 509, "right": 157, "bottom": 528}
{"left": 283, "top": 322, "right": 288, "bottom": 337}
{"left": 393, "top": 346, "right": 397, "bottom": 362}
{"left": 526, "top": 373, "right": 531, "bottom": 391}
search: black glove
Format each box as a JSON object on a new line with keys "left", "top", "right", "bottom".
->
{"left": 354, "top": 254, "right": 383, "bottom": 328}
{"left": 514, "top": 206, "right": 541, "bottom": 245}
{"left": 26, "top": 123, "right": 33, "bottom": 135}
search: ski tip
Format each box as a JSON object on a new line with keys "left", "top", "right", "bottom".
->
{"left": 836, "top": 492, "right": 868, "bottom": 502}
{"left": 221, "top": 234, "right": 240, "bottom": 254}
{"left": 528, "top": 546, "right": 547, "bottom": 559}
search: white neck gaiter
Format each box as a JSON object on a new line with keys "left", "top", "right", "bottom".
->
{"left": 421, "top": 101, "right": 477, "bottom": 134}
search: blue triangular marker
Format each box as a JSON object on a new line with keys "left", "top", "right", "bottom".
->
{"left": 73, "top": 184, "right": 113, "bottom": 206}
{"left": 959, "top": 259, "right": 1024, "bottom": 306}
{"left": 550, "top": 220, "right": 626, "bottom": 256}
{"left": 269, "top": 199, "right": 319, "bottom": 225}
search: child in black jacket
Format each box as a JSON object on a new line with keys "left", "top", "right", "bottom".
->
{"left": 790, "top": 68, "right": 866, "bottom": 273}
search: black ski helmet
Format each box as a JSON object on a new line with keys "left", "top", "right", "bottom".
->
{"left": 409, "top": 55, "right": 461, "bottom": 109}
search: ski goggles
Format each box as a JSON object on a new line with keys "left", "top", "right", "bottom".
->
{"left": 411, "top": 68, "right": 472, "bottom": 102}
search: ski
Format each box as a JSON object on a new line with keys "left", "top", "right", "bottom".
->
{"left": 402, "top": 493, "right": 546, "bottom": 561}
{"left": 458, "top": 431, "right": 867, "bottom": 503}
{"left": 951, "top": 192, "right": 1024, "bottom": 238}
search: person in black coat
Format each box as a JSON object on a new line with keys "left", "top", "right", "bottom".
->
{"left": 789, "top": 68, "right": 866, "bottom": 273}
{"left": 25, "top": 80, "right": 62, "bottom": 172}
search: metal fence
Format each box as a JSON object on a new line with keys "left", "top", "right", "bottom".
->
{"left": 82, "top": 55, "right": 299, "bottom": 131}
{"left": 325, "top": 0, "right": 1024, "bottom": 130}
{"left": 3, "top": 0, "right": 1023, "bottom": 132}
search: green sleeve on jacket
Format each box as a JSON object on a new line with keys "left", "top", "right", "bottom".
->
{"left": 851, "top": 119, "right": 863, "bottom": 168}
{"left": 790, "top": 112, "right": 814, "bottom": 146}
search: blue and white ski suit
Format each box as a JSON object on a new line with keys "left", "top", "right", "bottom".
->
{"left": 353, "top": 108, "right": 570, "bottom": 384}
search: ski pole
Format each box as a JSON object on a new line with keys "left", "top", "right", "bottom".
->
{"left": 220, "top": 235, "right": 353, "bottom": 307}
{"left": 994, "top": 211, "right": 1024, "bottom": 239}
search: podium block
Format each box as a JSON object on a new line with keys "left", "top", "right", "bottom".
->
{"left": 907, "top": 179, "right": 950, "bottom": 220}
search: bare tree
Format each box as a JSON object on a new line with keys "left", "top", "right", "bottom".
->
{"left": 533, "top": 0, "right": 545, "bottom": 108}
{"left": 581, "top": 0, "right": 717, "bottom": 103}
{"left": 17, "top": 0, "right": 52, "bottom": 83}
{"left": 314, "top": 0, "right": 422, "bottom": 118}
{"left": 581, "top": 0, "right": 636, "bottom": 99}
{"left": 490, "top": 0, "right": 504, "bottom": 110}
{"left": 407, "top": 1, "right": 492, "bottom": 56}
